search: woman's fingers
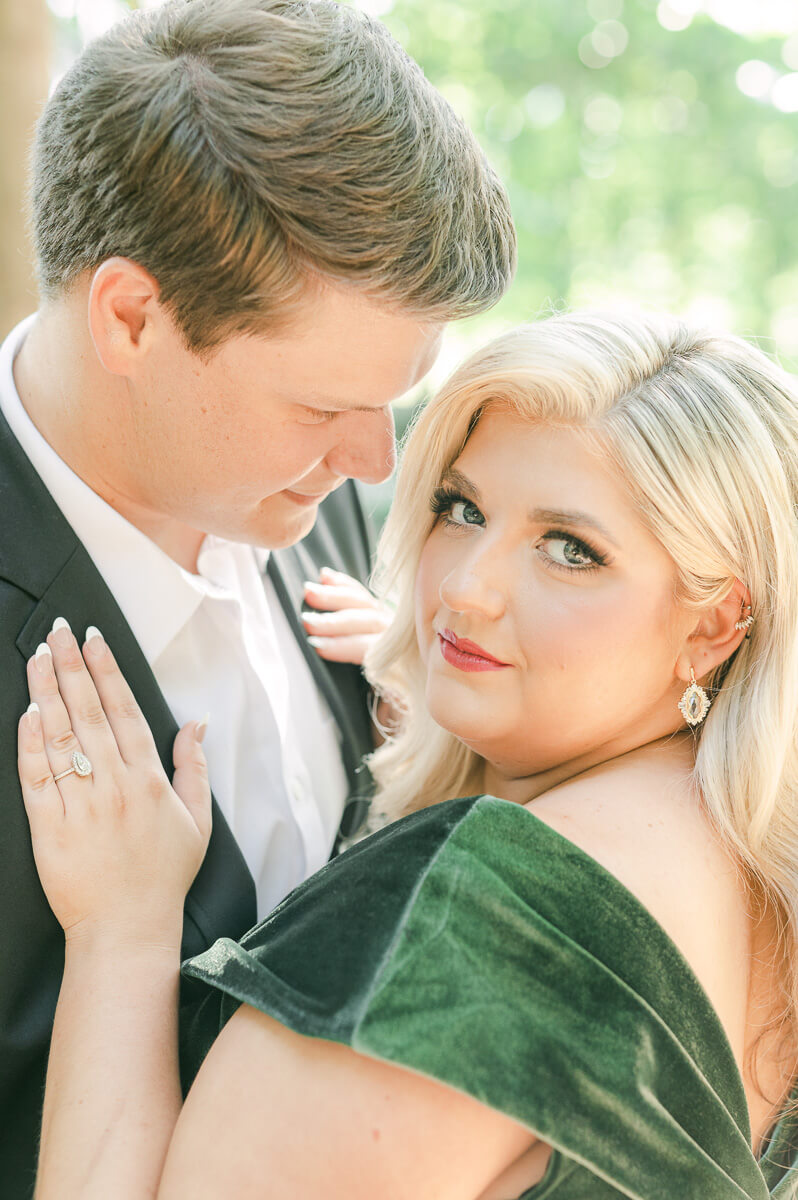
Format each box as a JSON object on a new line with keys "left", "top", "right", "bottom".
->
{"left": 171, "top": 720, "right": 212, "bottom": 848}
{"left": 79, "top": 627, "right": 158, "bottom": 766}
{"left": 17, "top": 704, "right": 63, "bottom": 826}
{"left": 302, "top": 605, "right": 392, "bottom": 665}
{"left": 303, "top": 571, "right": 377, "bottom": 613}
{"left": 27, "top": 637, "right": 103, "bottom": 785}
{"left": 41, "top": 619, "right": 122, "bottom": 767}
{"left": 305, "top": 634, "right": 376, "bottom": 664}
{"left": 301, "top": 607, "right": 391, "bottom": 638}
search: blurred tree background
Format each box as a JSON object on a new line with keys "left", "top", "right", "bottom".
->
{"left": 368, "top": 0, "right": 798, "bottom": 373}
{"left": 0, "top": 0, "right": 50, "bottom": 332}
{"left": 1, "top": 0, "right": 796, "bottom": 505}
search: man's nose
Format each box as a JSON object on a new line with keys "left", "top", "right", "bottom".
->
{"left": 327, "top": 407, "right": 396, "bottom": 485}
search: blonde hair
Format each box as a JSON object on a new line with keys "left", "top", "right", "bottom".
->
{"left": 366, "top": 309, "right": 798, "bottom": 1036}
{"left": 31, "top": 0, "right": 515, "bottom": 352}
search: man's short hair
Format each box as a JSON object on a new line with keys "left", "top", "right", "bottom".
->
{"left": 31, "top": 0, "right": 515, "bottom": 351}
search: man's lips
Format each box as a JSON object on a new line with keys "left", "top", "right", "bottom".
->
{"left": 282, "top": 488, "right": 330, "bottom": 506}
{"left": 437, "top": 628, "right": 512, "bottom": 673}
{"left": 282, "top": 478, "right": 345, "bottom": 506}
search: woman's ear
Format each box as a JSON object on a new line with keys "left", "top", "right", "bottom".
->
{"left": 675, "top": 579, "right": 752, "bottom": 684}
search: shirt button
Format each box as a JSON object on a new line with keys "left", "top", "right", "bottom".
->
{"left": 290, "top": 778, "right": 308, "bottom": 805}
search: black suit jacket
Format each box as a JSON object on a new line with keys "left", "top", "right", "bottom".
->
{"left": 0, "top": 401, "right": 376, "bottom": 1198}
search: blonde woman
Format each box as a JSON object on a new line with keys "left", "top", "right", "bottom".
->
{"left": 18, "top": 311, "right": 798, "bottom": 1199}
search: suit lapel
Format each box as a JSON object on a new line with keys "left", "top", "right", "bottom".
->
{"left": 266, "top": 543, "right": 375, "bottom": 842}
{"left": 266, "top": 546, "right": 366, "bottom": 782}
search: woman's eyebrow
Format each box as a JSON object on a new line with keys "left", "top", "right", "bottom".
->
{"left": 440, "top": 467, "right": 481, "bottom": 501}
{"left": 530, "top": 507, "right": 621, "bottom": 548}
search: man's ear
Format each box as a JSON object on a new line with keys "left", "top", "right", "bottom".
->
{"left": 675, "top": 578, "right": 752, "bottom": 684}
{"left": 87, "top": 258, "right": 163, "bottom": 375}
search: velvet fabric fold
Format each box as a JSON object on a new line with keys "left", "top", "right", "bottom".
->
{"left": 181, "top": 795, "right": 798, "bottom": 1198}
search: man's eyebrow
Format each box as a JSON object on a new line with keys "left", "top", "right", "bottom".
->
{"left": 530, "top": 507, "right": 621, "bottom": 548}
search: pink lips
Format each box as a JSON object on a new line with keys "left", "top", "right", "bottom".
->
{"left": 438, "top": 628, "right": 511, "bottom": 673}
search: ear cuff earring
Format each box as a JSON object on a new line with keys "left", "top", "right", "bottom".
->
{"left": 678, "top": 667, "right": 711, "bottom": 727}
{"left": 734, "top": 605, "right": 754, "bottom": 634}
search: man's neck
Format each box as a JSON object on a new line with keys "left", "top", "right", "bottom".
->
{"left": 12, "top": 313, "right": 206, "bottom": 574}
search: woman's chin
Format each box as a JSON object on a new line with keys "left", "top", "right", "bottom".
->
{"left": 426, "top": 691, "right": 505, "bottom": 754}
{"left": 426, "top": 691, "right": 563, "bottom": 779}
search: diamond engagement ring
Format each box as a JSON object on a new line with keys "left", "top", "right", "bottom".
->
{"left": 53, "top": 750, "right": 93, "bottom": 782}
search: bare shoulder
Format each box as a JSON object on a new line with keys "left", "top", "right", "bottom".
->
{"left": 527, "top": 742, "right": 750, "bottom": 1051}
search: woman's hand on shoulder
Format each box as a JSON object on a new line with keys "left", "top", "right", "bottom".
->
{"left": 17, "top": 620, "right": 211, "bottom": 950}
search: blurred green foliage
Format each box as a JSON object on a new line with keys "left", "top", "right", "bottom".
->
{"left": 362, "top": 0, "right": 798, "bottom": 368}
{"left": 57, "top": 0, "right": 798, "bottom": 363}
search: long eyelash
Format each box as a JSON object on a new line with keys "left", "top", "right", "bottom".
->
{"left": 542, "top": 529, "right": 608, "bottom": 571}
{"left": 430, "top": 484, "right": 468, "bottom": 515}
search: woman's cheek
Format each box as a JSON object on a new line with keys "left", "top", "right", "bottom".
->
{"left": 413, "top": 557, "right": 437, "bottom": 666}
{"left": 514, "top": 588, "right": 622, "bottom": 687}
{"left": 414, "top": 534, "right": 450, "bottom": 657}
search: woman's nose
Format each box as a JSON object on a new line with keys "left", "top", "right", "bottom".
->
{"left": 438, "top": 555, "right": 507, "bottom": 621}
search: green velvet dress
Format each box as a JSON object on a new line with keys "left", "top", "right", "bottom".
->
{"left": 180, "top": 795, "right": 798, "bottom": 1198}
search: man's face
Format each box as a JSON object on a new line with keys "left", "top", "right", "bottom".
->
{"left": 125, "top": 283, "right": 444, "bottom": 548}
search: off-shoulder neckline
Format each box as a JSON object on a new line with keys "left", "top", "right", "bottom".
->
{"left": 473, "top": 793, "right": 798, "bottom": 1170}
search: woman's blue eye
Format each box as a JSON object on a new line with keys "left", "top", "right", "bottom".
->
{"left": 448, "top": 499, "right": 484, "bottom": 526}
{"left": 539, "top": 534, "right": 599, "bottom": 570}
{"left": 429, "top": 487, "right": 485, "bottom": 528}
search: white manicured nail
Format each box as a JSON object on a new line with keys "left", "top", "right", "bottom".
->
{"left": 51, "top": 616, "right": 73, "bottom": 648}
{"left": 27, "top": 702, "right": 40, "bottom": 714}
{"left": 35, "top": 643, "right": 53, "bottom": 673}
{"left": 85, "top": 625, "right": 104, "bottom": 648}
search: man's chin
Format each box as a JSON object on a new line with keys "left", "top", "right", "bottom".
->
{"left": 257, "top": 496, "right": 321, "bottom": 549}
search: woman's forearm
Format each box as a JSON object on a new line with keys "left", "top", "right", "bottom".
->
{"left": 14, "top": 624, "right": 212, "bottom": 1198}
{"left": 36, "top": 934, "right": 183, "bottom": 1200}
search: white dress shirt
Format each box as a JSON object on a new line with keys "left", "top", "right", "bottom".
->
{"left": 1, "top": 317, "right": 350, "bottom": 918}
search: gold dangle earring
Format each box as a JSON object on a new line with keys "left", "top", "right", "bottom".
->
{"left": 678, "top": 666, "right": 711, "bottom": 727}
